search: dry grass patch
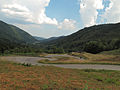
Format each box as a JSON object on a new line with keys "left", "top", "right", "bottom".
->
{"left": 0, "top": 60, "right": 120, "bottom": 89}
{"left": 39, "top": 52, "right": 120, "bottom": 65}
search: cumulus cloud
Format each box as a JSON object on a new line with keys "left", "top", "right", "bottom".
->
{"left": 1, "top": 4, "right": 33, "bottom": 22}
{"left": 103, "top": 0, "right": 120, "bottom": 23}
{"left": 58, "top": 19, "right": 76, "bottom": 30}
{"left": 79, "top": 0, "right": 104, "bottom": 27}
{"left": 0, "top": 0, "right": 58, "bottom": 25}
{"left": 38, "top": 9, "right": 58, "bottom": 25}
{"left": 0, "top": 0, "right": 77, "bottom": 30}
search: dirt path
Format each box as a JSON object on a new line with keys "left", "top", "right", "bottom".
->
{"left": 1, "top": 56, "right": 120, "bottom": 71}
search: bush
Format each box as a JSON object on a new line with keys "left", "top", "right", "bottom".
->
{"left": 84, "top": 41, "right": 104, "bottom": 54}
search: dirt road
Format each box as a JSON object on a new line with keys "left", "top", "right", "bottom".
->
{"left": 1, "top": 56, "right": 120, "bottom": 71}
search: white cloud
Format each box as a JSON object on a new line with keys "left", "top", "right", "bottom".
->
{"left": 79, "top": 0, "right": 104, "bottom": 27}
{"left": 38, "top": 9, "right": 58, "bottom": 25}
{"left": 0, "top": 0, "right": 77, "bottom": 30}
{"left": 1, "top": 4, "right": 33, "bottom": 22}
{"left": 103, "top": 0, "right": 120, "bottom": 23}
{"left": 58, "top": 19, "right": 77, "bottom": 30}
{"left": 0, "top": 0, "right": 58, "bottom": 25}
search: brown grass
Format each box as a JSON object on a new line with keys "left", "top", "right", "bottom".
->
{"left": 0, "top": 60, "right": 120, "bottom": 89}
{"left": 39, "top": 52, "right": 120, "bottom": 65}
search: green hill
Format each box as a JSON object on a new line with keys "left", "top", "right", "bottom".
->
{"left": 0, "top": 20, "right": 120, "bottom": 54}
{"left": 45, "top": 23, "right": 120, "bottom": 53}
{"left": 0, "top": 21, "right": 37, "bottom": 50}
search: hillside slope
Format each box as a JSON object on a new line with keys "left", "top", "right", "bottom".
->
{"left": 0, "top": 21, "right": 36, "bottom": 44}
{"left": 45, "top": 23, "right": 120, "bottom": 53}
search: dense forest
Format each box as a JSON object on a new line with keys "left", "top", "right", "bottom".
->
{"left": 0, "top": 21, "right": 120, "bottom": 55}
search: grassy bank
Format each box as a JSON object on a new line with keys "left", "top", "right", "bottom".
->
{"left": 0, "top": 60, "right": 120, "bottom": 89}
{"left": 101, "top": 49, "right": 120, "bottom": 55}
{"left": 38, "top": 52, "right": 120, "bottom": 65}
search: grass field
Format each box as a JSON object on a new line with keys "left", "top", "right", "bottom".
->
{"left": 38, "top": 52, "right": 120, "bottom": 65}
{"left": 0, "top": 59, "right": 120, "bottom": 89}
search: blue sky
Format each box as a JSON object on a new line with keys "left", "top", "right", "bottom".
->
{"left": 46, "top": 0, "right": 80, "bottom": 22}
{"left": 0, "top": 0, "right": 120, "bottom": 38}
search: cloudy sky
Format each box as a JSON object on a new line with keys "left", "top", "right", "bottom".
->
{"left": 0, "top": 0, "right": 120, "bottom": 38}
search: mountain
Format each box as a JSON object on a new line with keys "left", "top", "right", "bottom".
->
{"left": 0, "top": 20, "right": 37, "bottom": 49}
{"left": 47, "top": 37, "right": 60, "bottom": 41}
{"left": 45, "top": 23, "right": 120, "bottom": 53}
{"left": 1, "top": 20, "right": 120, "bottom": 54}
{"left": 0, "top": 20, "right": 36, "bottom": 43}
{"left": 34, "top": 36, "right": 46, "bottom": 41}
{"left": 35, "top": 36, "right": 65, "bottom": 43}
{"left": 44, "top": 36, "right": 65, "bottom": 42}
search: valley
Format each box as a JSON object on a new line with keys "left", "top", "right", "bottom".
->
{"left": 0, "top": 20, "right": 120, "bottom": 89}
{"left": 0, "top": 0, "right": 120, "bottom": 89}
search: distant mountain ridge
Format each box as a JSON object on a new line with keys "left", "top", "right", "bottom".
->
{"left": 35, "top": 36, "right": 64, "bottom": 42}
{"left": 34, "top": 36, "right": 46, "bottom": 41}
{"left": 44, "top": 36, "right": 64, "bottom": 42}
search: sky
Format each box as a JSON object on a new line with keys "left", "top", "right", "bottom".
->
{"left": 0, "top": 0, "right": 120, "bottom": 38}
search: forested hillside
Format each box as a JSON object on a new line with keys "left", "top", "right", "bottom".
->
{"left": 44, "top": 23, "right": 120, "bottom": 53}
{"left": 0, "top": 20, "right": 120, "bottom": 54}
{"left": 0, "top": 21, "right": 37, "bottom": 53}
{"left": 0, "top": 21, "right": 36, "bottom": 43}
